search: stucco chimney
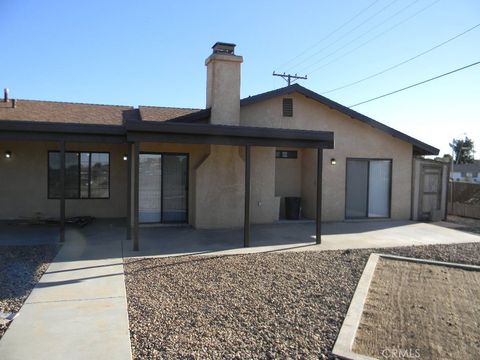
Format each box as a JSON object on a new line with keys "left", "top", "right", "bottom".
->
{"left": 205, "top": 42, "right": 243, "bottom": 125}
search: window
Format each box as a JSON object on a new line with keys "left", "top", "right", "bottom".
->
{"left": 345, "top": 159, "right": 392, "bottom": 218}
{"left": 276, "top": 150, "right": 297, "bottom": 159}
{"left": 282, "top": 98, "right": 293, "bottom": 117}
{"left": 48, "top": 151, "right": 110, "bottom": 199}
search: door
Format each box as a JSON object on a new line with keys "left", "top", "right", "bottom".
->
{"left": 139, "top": 154, "right": 162, "bottom": 223}
{"left": 162, "top": 154, "right": 188, "bottom": 223}
{"left": 419, "top": 165, "right": 442, "bottom": 220}
{"left": 346, "top": 159, "right": 392, "bottom": 219}
{"left": 139, "top": 153, "right": 188, "bottom": 224}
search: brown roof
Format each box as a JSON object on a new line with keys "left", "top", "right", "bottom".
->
{"left": 0, "top": 99, "right": 136, "bottom": 125}
{"left": 139, "top": 106, "right": 201, "bottom": 122}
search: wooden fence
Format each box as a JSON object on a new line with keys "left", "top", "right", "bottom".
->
{"left": 448, "top": 182, "right": 480, "bottom": 219}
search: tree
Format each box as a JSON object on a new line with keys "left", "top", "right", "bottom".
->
{"left": 449, "top": 137, "right": 475, "bottom": 164}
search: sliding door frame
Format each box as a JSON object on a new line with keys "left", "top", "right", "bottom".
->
{"left": 139, "top": 151, "right": 189, "bottom": 224}
{"left": 345, "top": 158, "right": 393, "bottom": 220}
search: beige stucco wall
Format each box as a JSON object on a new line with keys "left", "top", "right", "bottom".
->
{"left": 194, "top": 145, "right": 245, "bottom": 228}
{"left": 0, "top": 141, "right": 128, "bottom": 220}
{"left": 194, "top": 145, "right": 280, "bottom": 228}
{"left": 240, "top": 93, "right": 414, "bottom": 221}
{"left": 251, "top": 147, "right": 279, "bottom": 223}
{"left": 206, "top": 53, "right": 242, "bottom": 126}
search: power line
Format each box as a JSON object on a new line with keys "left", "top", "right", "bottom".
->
{"left": 298, "top": 0, "right": 421, "bottom": 74}
{"left": 276, "top": 0, "right": 381, "bottom": 71}
{"left": 322, "top": 22, "right": 480, "bottom": 94}
{"left": 306, "top": 0, "right": 441, "bottom": 76}
{"left": 285, "top": 0, "right": 400, "bottom": 73}
{"left": 349, "top": 60, "right": 480, "bottom": 107}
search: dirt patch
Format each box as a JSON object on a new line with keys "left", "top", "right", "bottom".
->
{"left": 0, "top": 245, "right": 58, "bottom": 339}
{"left": 125, "top": 242, "right": 480, "bottom": 359}
{"left": 353, "top": 258, "right": 480, "bottom": 359}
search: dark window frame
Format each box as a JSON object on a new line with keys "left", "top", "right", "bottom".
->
{"left": 48, "top": 150, "right": 111, "bottom": 200}
{"left": 282, "top": 98, "right": 293, "bottom": 117}
{"left": 345, "top": 158, "right": 393, "bottom": 220}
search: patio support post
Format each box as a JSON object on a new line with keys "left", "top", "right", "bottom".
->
{"left": 126, "top": 142, "right": 133, "bottom": 240}
{"left": 316, "top": 147, "right": 323, "bottom": 244}
{"left": 59, "top": 140, "right": 66, "bottom": 243}
{"left": 133, "top": 142, "right": 140, "bottom": 251}
{"left": 244, "top": 144, "right": 251, "bottom": 247}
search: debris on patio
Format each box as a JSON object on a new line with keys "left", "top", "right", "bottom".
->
{"left": 124, "top": 242, "right": 480, "bottom": 359}
{"left": 11, "top": 214, "right": 95, "bottom": 228}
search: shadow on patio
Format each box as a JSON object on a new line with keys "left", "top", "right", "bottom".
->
{"left": 2, "top": 219, "right": 479, "bottom": 260}
{"left": 122, "top": 220, "right": 448, "bottom": 258}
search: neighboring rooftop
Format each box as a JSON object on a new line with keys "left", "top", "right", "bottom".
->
{"left": 453, "top": 160, "right": 480, "bottom": 173}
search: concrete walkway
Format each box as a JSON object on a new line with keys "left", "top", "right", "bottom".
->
{"left": 0, "top": 222, "right": 131, "bottom": 360}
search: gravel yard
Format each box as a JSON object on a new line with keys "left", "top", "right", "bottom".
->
{"left": 124, "top": 242, "right": 480, "bottom": 359}
{"left": 0, "top": 245, "right": 58, "bottom": 339}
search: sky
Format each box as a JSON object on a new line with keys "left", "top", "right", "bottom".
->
{"left": 1, "top": 0, "right": 479, "bottom": 157}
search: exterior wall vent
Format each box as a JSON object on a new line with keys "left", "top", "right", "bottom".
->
{"left": 283, "top": 98, "right": 293, "bottom": 117}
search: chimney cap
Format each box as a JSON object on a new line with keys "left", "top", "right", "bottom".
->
{"left": 212, "top": 42, "right": 236, "bottom": 55}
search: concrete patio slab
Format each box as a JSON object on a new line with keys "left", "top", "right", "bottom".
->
{"left": 0, "top": 220, "right": 131, "bottom": 360}
{"left": 122, "top": 220, "right": 480, "bottom": 258}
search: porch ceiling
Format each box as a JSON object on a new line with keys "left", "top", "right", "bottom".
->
{"left": 126, "top": 120, "right": 334, "bottom": 149}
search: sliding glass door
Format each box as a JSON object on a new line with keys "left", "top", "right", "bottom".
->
{"left": 139, "top": 153, "right": 188, "bottom": 224}
{"left": 346, "top": 159, "right": 392, "bottom": 219}
{"left": 162, "top": 155, "right": 188, "bottom": 222}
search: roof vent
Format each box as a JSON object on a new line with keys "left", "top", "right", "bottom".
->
{"left": 4, "top": 88, "right": 9, "bottom": 102}
{"left": 212, "top": 42, "right": 236, "bottom": 55}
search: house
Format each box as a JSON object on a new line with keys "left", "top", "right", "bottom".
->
{"left": 0, "top": 42, "right": 441, "bottom": 250}
{"left": 451, "top": 161, "right": 480, "bottom": 182}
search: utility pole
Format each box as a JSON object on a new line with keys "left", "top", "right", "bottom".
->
{"left": 272, "top": 72, "right": 307, "bottom": 85}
